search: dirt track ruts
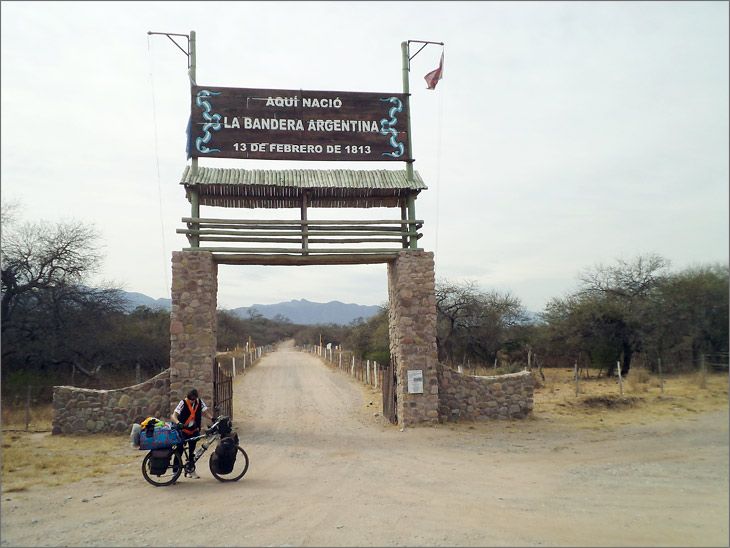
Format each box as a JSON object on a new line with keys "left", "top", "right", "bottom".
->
{"left": 2, "top": 342, "right": 728, "bottom": 546}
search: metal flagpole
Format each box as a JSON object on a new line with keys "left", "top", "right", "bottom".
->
{"left": 401, "top": 39, "right": 444, "bottom": 249}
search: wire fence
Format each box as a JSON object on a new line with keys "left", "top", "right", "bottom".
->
{"left": 299, "top": 344, "right": 384, "bottom": 390}
{"left": 1, "top": 385, "right": 55, "bottom": 431}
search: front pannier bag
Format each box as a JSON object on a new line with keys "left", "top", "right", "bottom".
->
{"left": 211, "top": 436, "right": 237, "bottom": 474}
{"left": 149, "top": 448, "right": 173, "bottom": 475}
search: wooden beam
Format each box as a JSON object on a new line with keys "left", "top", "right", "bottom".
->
{"left": 183, "top": 246, "right": 423, "bottom": 254}
{"left": 177, "top": 229, "right": 417, "bottom": 237}
{"left": 212, "top": 253, "right": 400, "bottom": 266}
{"left": 182, "top": 217, "right": 424, "bottom": 225}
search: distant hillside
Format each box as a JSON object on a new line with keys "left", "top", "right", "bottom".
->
{"left": 120, "top": 291, "right": 172, "bottom": 312}
{"left": 230, "top": 299, "right": 382, "bottom": 325}
{"left": 119, "top": 291, "right": 380, "bottom": 325}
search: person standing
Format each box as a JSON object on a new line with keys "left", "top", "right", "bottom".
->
{"left": 171, "top": 388, "right": 214, "bottom": 479}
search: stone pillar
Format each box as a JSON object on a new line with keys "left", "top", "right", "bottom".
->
{"left": 169, "top": 251, "right": 217, "bottom": 415}
{"left": 387, "top": 251, "right": 439, "bottom": 426}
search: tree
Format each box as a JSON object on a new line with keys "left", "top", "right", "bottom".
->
{"left": 0, "top": 213, "right": 132, "bottom": 387}
{"left": 2, "top": 218, "right": 102, "bottom": 331}
{"left": 435, "top": 279, "right": 528, "bottom": 368}
{"left": 576, "top": 254, "right": 669, "bottom": 375}
{"left": 644, "top": 264, "right": 729, "bottom": 370}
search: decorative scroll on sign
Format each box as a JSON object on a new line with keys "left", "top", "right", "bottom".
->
{"left": 190, "top": 86, "right": 410, "bottom": 161}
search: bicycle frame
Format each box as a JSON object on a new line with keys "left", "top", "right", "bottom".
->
{"left": 174, "top": 417, "right": 226, "bottom": 468}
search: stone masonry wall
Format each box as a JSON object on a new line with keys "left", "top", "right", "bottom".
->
{"left": 387, "top": 251, "right": 440, "bottom": 426}
{"left": 438, "top": 367, "right": 534, "bottom": 422}
{"left": 52, "top": 370, "right": 170, "bottom": 434}
{"left": 169, "top": 251, "right": 217, "bottom": 414}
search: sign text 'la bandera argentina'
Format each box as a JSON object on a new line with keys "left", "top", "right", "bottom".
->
{"left": 190, "top": 86, "right": 410, "bottom": 161}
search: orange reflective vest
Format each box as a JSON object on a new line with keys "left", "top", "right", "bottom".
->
{"left": 181, "top": 398, "right": 200, "bottom": 436}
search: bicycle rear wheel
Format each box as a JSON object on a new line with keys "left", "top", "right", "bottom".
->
{"left": 209, "top": 446, "right": 249, "bottom": 482}
{"left": 142, "top": 450, "right": 183, "bottom": 486}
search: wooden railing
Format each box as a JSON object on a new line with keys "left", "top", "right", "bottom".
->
{"left": 178, "top": 217, "right": 423, "bottom": 256}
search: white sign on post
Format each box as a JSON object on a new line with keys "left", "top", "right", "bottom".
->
{"left": 407, "top": 369, "right": 424, "bottom": 394}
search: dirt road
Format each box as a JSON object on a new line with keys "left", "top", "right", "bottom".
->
{"left": 2, "top": 343, "right": 728, "bottom": 546}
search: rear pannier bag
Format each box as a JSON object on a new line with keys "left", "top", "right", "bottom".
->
{"left": 139, "top": 424, "right": 183, "bottom": 450}
{"left": 211, "top": 436, "right": 237, "bottom": 474}
{"left": 149, "top": 448, "right": 173, "bottom": 476}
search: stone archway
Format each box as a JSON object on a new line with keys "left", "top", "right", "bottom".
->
{"left": 168, "top": 250, "right": 441, "bottom": 427}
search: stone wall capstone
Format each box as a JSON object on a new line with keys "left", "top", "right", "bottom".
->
{"left": 437, "top": 366, "right": 534, "bottom": 422}
{"left": 52, "top": 369, "right": 170, "bottom": 434}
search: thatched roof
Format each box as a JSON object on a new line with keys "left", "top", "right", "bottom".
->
{"left": 180, "top": 167, "right": 427, "bottom": 208}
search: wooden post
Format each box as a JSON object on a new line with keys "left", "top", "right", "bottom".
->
{"left": 574, "top": 360, "right": 580, "bottom": 396}
{"left": 374, "top": 361, "right": 378, "bottom": 389}
{"left": 406, "top": 194, "right": 417, "bottom": 250}
{"left": 232, "top": 357, "right": 237, "bottom": 376}
{"left": 400, "top": 201, "right": 408, "bottom": 248}
{"left": 301, "top": 192, "right": 309, "bottom": 256}
{"left": 189, "top": 30, "right": 200, "bottom": 247}
{"left": 700, "top": 354, "right": 707, "bottom": 389}
{"left": 401, "top": 41, "right": 415, "bottom": 183}
{"left": 617, "top": 361, "right": 623, "bottom": 397}
{"left": 25, "top": 385, "right": 31, "bottom": 432}
{"left": 658, "top": 357, "right": 664, "bottom": 394}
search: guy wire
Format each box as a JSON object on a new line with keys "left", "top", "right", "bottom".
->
{"left": 147, "top": 35, "right": 170, "bottom": 297}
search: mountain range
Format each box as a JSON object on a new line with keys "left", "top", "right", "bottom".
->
{"left": 120, "top": 291, "right": 381, "bottom": 326}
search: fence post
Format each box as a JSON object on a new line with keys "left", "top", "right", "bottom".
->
{"left": 374, "top": 361, "right": 378, "bottom": 389}
{"left": 700, "top": 354, "right": 707, "bottom": 389}
{"left": 658, "top": 357, "right": 664, "bottom": 394}
{"left": 351, "top": 356, "right": 355, "bottom": 376}
{"left": 617, "top": 361, "right": 623, "bottom": 396}
{"left": 574, "top": 360, "right": 580, "bottom": 396}
{"left": 232, "top": 357, "right": 237, "bottom": 376}
{"left": 25, "top": 385, "right": 31, "bottom": 432}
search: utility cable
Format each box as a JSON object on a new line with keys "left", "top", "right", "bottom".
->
{"left": 147, "top": 36, "right": 170, "bottom": 297}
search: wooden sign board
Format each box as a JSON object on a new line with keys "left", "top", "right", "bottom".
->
{"left": 190, "top": 86, "right": 410, "bottom": 161}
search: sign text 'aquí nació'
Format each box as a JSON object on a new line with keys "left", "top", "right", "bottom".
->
{"left": 190, "top": 86, "right": 410, "bottom": 162}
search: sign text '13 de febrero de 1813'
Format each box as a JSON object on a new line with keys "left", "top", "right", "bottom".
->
{"left": 190, "top": 86, "right": 410, "bottom": 161}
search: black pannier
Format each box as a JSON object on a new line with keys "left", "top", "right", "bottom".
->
{"left": 218, "top": 417, "right": 232, "bottom": 437}
{"left": 211, "top": 436, "right": 237, "bottom": 474}
{"left": 149, "top": 448, "right": 172, "bottom": 476}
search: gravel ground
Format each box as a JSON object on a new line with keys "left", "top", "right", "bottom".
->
{"left": 2, "top": 342, "right": 728, "bottom": 547}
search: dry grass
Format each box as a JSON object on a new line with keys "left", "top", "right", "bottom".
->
{"left": 1, "top": 403, "right": 54, "bottom": 431}
{"left": 1, "top": 431, "right": 139, "bottom": 492}
{"left": 533, "top": 367, "right": 729, "bottom": 429}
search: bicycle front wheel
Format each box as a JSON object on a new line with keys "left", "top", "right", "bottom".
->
{"left": 141, "top": 450, "right": 183, "bottom": 487}
{"left": 209, "top": 446, "right": 249, "bottom": 482}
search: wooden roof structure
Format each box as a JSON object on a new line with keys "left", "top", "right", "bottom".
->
{"left": 180, "top": 167, "right": 427, "bottom": 209}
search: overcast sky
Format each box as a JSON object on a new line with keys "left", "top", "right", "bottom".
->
{"left": 2, "top": 1, "right": 728, "bottom": 312}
